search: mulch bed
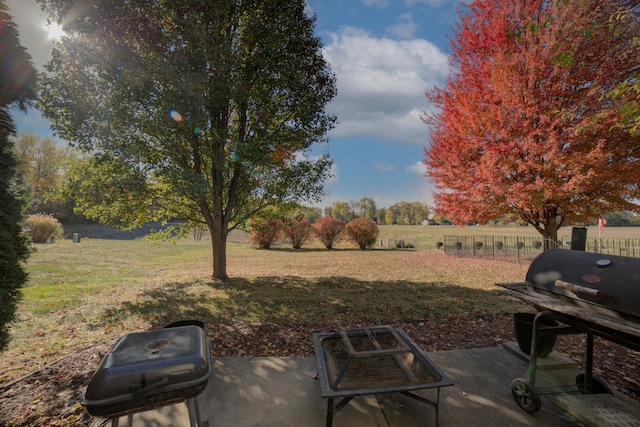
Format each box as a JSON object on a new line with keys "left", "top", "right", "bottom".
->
{"left": 1, "top": 314, "right": 638, "bottom": 426}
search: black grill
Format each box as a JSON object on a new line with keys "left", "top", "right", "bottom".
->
{"left": 498, "top": 249, "right": 640, "bottom": 414}
{"left": 80, "top": 325, "right": 212, "bottom": 424}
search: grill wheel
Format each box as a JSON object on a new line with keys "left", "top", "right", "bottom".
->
{"left": 511, "top": 378, "right": 542, "bottom": 413}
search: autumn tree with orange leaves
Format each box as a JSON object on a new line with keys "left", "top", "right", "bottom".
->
{"left": 423, "top": 0, "right": 640, "bottom": 247}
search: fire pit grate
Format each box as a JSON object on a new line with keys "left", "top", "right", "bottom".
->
{"left": 323, "top": 331, "right": 440, "bottom": 390}
{"left": 331, "top": 353, "right": 429, "bottom": 389}
{"left": 314, "top": 326, "right": 453, "bottom": 427}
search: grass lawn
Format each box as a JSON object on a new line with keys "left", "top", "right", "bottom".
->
{"left": 2, "top": 225, "right": 637, "bottom": 383}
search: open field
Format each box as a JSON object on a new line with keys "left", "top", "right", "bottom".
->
{"left": 0, "top": 225, "right": 548, "bottom": 381}
{"left": 1, "top": 225, "right": 639, "bottom": 426}
{"left": 4, "top": 224, "right": 640, "bottom": 381}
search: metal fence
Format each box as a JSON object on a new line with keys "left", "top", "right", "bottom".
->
{"left": 443, "top": 234, "right": 640, "bottom": 263}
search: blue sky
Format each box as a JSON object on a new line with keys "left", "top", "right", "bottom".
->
{"left": 7, "top": 0, "right": 463, "bottom": 209}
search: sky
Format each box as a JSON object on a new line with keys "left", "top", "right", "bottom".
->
{"left": 6, "top": 0, "right": 465, "bottom": 209}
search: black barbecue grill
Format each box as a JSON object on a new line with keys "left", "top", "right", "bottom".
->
{"left": 497, "top": 249, "right": 640, "bottom": 413}
{"left": 80, "top": 325, "right": 213, "bottom": 426}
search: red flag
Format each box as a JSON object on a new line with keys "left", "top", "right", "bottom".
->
{"left": 598, "top": 217, "right": 606, "bottom": 231}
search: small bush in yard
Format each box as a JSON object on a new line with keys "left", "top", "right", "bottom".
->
{"left": 345, "top": 217, "right": 379, "bottom": 250}
{"left": 248, "top": 218, "right": 282, "bottom": 249}
{"left": 24, "top": 214, "right": 63, "bottom": 243}
{"left": 281, "top": 217, "right": 312, "bottom": 249}
{"left": 313, "top": 216, "right": 345, "bottom": 249}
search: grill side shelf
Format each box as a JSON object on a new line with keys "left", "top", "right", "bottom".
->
{"left": 496, "top": 282, "right": 640, "bottom": 351}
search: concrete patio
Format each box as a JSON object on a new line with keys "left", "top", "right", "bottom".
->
{"left": 103, "top": 343, "right": 640, "bottom": 427}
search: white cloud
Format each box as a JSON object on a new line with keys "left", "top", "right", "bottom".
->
{"left": 363, "top": 0, "right": 391, "bottom": 8}
{"left": 386, "top": 13, "right": 419, "bottom": 39}
{"left": 406, "top": 161, "right": 427, "bottom": 176}
{"left": 323, "top": 27, "right": 449, "bottom": 145}
{"left": 404, "top": 0, "right": 456, "bottom": 6}
{"left": 375, "top": 162, "right": 396, "bottom": 172}
{"left": 326, "top": 162, "right": 340, "bottom": 185}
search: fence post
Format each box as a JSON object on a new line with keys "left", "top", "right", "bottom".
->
{"left": 492, "top": 236, "right": 495, "bottom": 259}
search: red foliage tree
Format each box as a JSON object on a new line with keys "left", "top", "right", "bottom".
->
{"left": 312, "top": 216, "right": 345, "bottom": 249}
{"left": 281, "top": 217, "right": 312, "bottom": 249}
{"left": 423, "top": 0, "right": 640, "bottom": 246}
{"left": 345, "top": 218, "right": 379, "bottom": 250}
{"left": 248, "top": 218, "right": 282, "bottom": 249}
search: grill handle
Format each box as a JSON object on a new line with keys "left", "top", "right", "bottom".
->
{"left": 554, "top": 280, "right": 602, "bottom": 298}
{"left": 130, "top": 376, "right": 169, "bottom": 396}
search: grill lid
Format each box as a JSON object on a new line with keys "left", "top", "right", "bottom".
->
{"left": 526, "top": 249, "right": 640, "bottom": 319}
{"left": 81, "top": 325, "right": 212, "bottom": 410}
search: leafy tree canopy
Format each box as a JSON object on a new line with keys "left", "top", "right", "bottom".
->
{"left": 38, "top": 0, "right": 337, "bottom": 279}
{"left": 424, "top": 0, "right": 640, "bottom": 246}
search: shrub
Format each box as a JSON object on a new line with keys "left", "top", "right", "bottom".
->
{"left": 281, "top": 217, "right": 312, "bottom": 249}
{"left": 312, "top": 216, "right": 345, "bottom": 249}
{"left": 24, "top": 213, "right": 63, "bottom": 243}
{"left": 1, "top": 133, "right": 31, "bottom": 351}
{"left": 248, "top": 218, "right": 282, "bottom": 249}
{"left": 345, "top": 218, "right": 379, "bottom": 250}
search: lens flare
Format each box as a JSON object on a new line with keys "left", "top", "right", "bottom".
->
{"left": 46, "top": 22, "right": 65, "bottom": 40}
{"left": 169, "top": 110, "right": 183, "bottom": 122}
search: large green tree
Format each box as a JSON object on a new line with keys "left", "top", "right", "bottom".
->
{"left": 424, "top": 0, "right": 640, "bottom": 246}
{"left": 0, "top": 0, "right": 37, "bottom": 351}
{"left": 38, "top": 0, "right": 336, "bottom": 279}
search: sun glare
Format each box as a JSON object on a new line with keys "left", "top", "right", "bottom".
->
{"left": 46, "top": 22, "right": 65, "bottom": 40}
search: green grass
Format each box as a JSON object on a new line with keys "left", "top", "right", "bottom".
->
{"left": 3, "top": 224, "right": 639, "bottom": 382}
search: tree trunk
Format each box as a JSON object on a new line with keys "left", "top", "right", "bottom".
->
{"left": 541, "top": 226, "right": 559, "bottom": 251}
{"left": 210, "top": 226, "right": 229, "bottom": 281}
{"left": 541, "top": 208, "right": 559, "bottom": 251}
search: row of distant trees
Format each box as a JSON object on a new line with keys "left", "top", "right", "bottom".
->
{"left": 11, "top": 132, "right": 640, "bottom": 231}
{"left": 255, "top": 198, "right": 431, "bottom": 225}
{"left": 10, "top": 132, "right": 82, "bottom": 224}
{"left": 8, "top": 135, "right": 433, "bottom": 227}
{"left": 322, "top": 199, "right": 430, "bottom": 225}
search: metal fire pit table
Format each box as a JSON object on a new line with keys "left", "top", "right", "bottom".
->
{"left": 81, "top": 325, "right": 213, "bottom": 427}
{"left": 313, "top": 326, "right": 453, "bottom": 427}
